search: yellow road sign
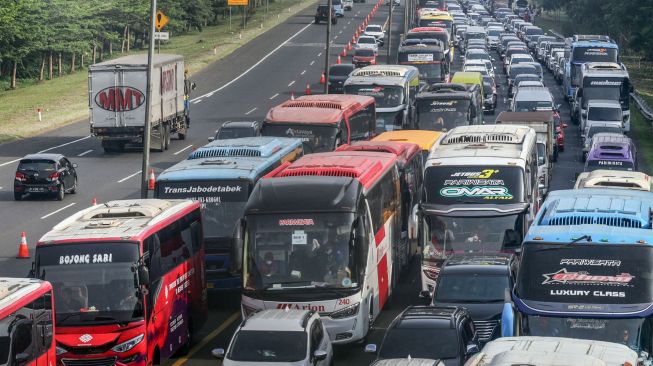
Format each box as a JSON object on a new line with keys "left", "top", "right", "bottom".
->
{"left": 228, "top": 0, "right": 248, "bottom": 6}
{"left": 156, "top": 11, "right": 170, "bottom": 31}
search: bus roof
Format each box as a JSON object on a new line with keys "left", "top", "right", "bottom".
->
{"left": 372, "top": 130, "right": 443, "bottom": 151}
{"left": 495, "top": 111, "right": 555, "bottom": 124}
{"left": 38, "top": 199, "right": 200, "bottom": 244}
{"left": 532, "top": 188, "right": 653, "bottom": 233}
{"left": 410, "top": 26, "right": 447, "bottom": 33}
{"left": 265, "top": 95, "right": 375, "bottom": 125}
{"left": 265, "top": 151, "right": 397, "bottom": 190}
{"left": 350, "top": 65, "right": 419, "bottom": 79}
{"left": 0, "top": 278, "right": 52, "bottom": 319}
{"left": 157, "top": 137, "right": 302, "bottom": 182}
{"left": 336, "top": 141, "right": 421, "bottom": 168}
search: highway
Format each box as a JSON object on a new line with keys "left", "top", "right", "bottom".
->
{"left": 0, "top": 0, "right": 586, "bottom": 364}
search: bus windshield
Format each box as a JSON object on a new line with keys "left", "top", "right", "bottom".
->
{"left": 244, "top": 213, "right": 360, "bottom": 290}
{"left": 424, "top": 165, "right": 525, "bottom": 204}
{"left": 588, "top": 107, "right": 623, "bottom": 121}
{"left": 345, "top": 85, "right": 405, "bottom": 108}
{"left": 36, "top": 242, "right": 142, "bottom": 326}
{"left": 414, "top": 63, "right": 443, "bottom": 80}
{"left": 416, "top": 99, "right": 471, "bottom": 131}
{"left": 157, "top": 180, "right": 250, "bottom": 241}
{"left": 422, "top": 213, "right": 524, "bottom": 261}
{"left": 262, "top": 124, "right": 338, "bottom": 153}
{"left": 572, "top": 47, "right": 618, "bottom": 63}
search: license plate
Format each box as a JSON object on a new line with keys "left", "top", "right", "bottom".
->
{"left": 27, "top": 187, "right": 45, "bottom": 192}
{"left": 206, "top": 283, "right": 214, "bottom": 289}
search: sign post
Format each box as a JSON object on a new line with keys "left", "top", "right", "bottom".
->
{"left": 155, "top": 10, "right": 169, "bottom": 54}
{"left": 228, "top": 0, "right": 248, "bottom": 30}
{"left": 141, "top": 0, "right": 157, "bottom": 198}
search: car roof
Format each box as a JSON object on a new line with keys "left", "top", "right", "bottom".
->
{"left": 441, "top": 253, "right": 513, "bottom": 275}
{"left": 240, "top": 309, "right": 315, "bottom": 332}
{"left": 21, "top": 153, "right": 65, "bottom": 162}
{"left": 394, "top": 305, "right": 468, "bottom": 328}
{"left": 220, "top": 121, "right": 259, "bottom": 128}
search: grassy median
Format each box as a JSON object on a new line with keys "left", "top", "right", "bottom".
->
{"left": 0, "top": 0, "right": 315, "bottom": 143}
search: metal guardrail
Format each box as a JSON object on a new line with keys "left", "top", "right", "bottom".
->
{"left": 547, "top": 28, "right": 564, "bottom": 39}
{"left": 632, "top": 91, "right": 653, "bottom": 122}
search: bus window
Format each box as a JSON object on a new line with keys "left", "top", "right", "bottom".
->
{"left": 349, "top": 104, "right": 375, "bottom": 141}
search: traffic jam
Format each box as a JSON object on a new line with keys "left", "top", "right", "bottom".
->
{"left": 2, "top": 0, "right": 648, "bottom": 365}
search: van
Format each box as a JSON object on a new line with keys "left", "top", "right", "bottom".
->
{"left": 574, "top": 170, "right": 652, "bottom": 191}
{"left": 451, "top": 71, "right": 485, "bottom": 102}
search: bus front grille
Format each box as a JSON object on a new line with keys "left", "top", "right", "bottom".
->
{"left": 61, "top": 357, "right": 117, "bottom": 366}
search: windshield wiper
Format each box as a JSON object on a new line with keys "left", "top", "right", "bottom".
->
{"left": 56, "top": 312, "right": 83, "bottom": 324}
{"left": 570, "top": 234, "right": 592, "bottom": 243}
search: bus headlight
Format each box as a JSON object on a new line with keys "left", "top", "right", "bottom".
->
{"left": 56, "top": 346, "right": 68, "bottom": 355}
{"left": 111, "top": 334, "right": 144, "bottom": 353}
{"left": 330, "top": 302, "right": 360, "bottom": 319}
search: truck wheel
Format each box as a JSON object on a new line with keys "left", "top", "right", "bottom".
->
{"left": 155, "top": 129, "right": 165, "bottom": 152}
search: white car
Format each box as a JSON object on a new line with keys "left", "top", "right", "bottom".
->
{"left": 464, "top": 59, "right": 494, "bottom": 78}
{"left": 355, "top": 35, "right": 379, "bottom": 54}
{"left": 343, "top": 0, "right": 353, "bottom": 10}
{"left": 213, "top": 309, "right": 334, "bottom": 366}
{"left": 364, "top": 24, "right": 385, "bottom": 46}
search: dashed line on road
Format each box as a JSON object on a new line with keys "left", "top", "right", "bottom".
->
{"left": 288, "top": 80, "right": 296, "bottom": 87}
{"left": 192, "top": 99, "right": 202, "bottom": 104}
{"left": 190, "top": 22, "right": 313, "bottom": 102}
{"left": 310, "top": 60, "right": 315, "bottom": 65}
{"left": 77, "top": 150, "right": 93, "bottom": 157}
{"left": 171, "top": 312, "right": 240, "bottom": 366}
{"left": 38, "top": 135, "right": 92, "bottom": 154}
{"left": 41, "top": 203, "right": 77, "bottom": 220}
{"left": 317, "top": 52, "right": 322, "bottom": 57}
{"left": 301, "top": 70, "right": 306, "bottom": 75}
{"left": 339, "top": 30, "right": 343, "bottom": 34}
{"left": 173, "top": 145, "right": 194, "bottom": 155}
{"left": 117, "top": 170, "right": 142, "bottom": 183}
{"left": 269, "top": 93, "right": 279, "bottom": 100}
{"left": 334, "top": 35, "right": 338, "bottom": 40}
{"left": 245, "top": 107, "right": 258, "bottom": 115}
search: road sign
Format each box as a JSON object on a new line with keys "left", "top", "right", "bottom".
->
{"left": 154, "top": 32, "right": 169, "bottom": 40}
{"left": 228, "top": 0, "right": 248, "bottom": 6}
{"left": 155, "top": 10, "right": 170, "bottom": 31}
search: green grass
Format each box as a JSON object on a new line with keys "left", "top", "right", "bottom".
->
{"left": 631, "top": 108, "right": 653, "bottom": 173}
{"left": 0, "top": 0, "right": 315, "bottom": 142}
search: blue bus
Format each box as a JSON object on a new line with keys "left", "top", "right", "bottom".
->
{"left": 563, "top": 36, "right": 619, "bottom": 101}
{"left": 506, "top": 189, "right": 653, "bottom": 359}
{"left": 155, "top": 137, "right": 303, "bottom": 291}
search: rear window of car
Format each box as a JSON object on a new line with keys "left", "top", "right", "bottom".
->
{"left": 367, "top": 26, "right": 382, "bottom": 32}
{"left": 18, "top": 159, "right": 56, "bottom": 172}
{"left": 329, "top": 66, "right": 354, "bottom": 76}
{"left": 355, "top": 49, "right": 375, "bottom": 56}
{"left": 358, "top": 37, "right": 376, "bottom": 44}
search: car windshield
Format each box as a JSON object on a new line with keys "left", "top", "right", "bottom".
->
{"left": 358, "top": 37, "right": 376, "bottom": 44}
{"left": 379, "top": 325, "right": 459, "bottom": 359}
{"left": 366, "top": 26, "right": 382, "bottom": 32}
{"left": 217, "top": 127, "right": 256, "bottom": 139}
{"left": 482, "top": 82, "right": 493, "bottom": 95}
{"left": 416, "top": 98, "right": 471, "bottom": 131}
{"left": 36, "top": 243, "right": 143, "bottom": 326}
{"left": 345, "top": 85, "right": 404, "bottom": 108}
{"left": 509, "top": 67, "right": 537, "bottom": 79}
{"left": 18, "top": 159, "right": 56, "bottom": 173}
{"left": 355, "top": 49, "right": 375, "bottom": 57}
{"left": 523, "top": 316, "right": 645, "bottom": 351}
{"left": 588, "top": 127, "right": 622, "bottom": 139}
{"left": 243, "top": 213, "right": 360, "bottom": 290}
{"left": 435, "top": 274, "right": 509, "bottom": 303}
{"left": 262, "top": 124, "right": 338, "bottom": 153}
{"left": 156, "top": 180, "right": 250, "bottom": 239}
{"left": 466, "top": 52, "right": 489, "bottom": 60}
{"left": 228, "top": 330, "right": 307, "bottom": 362}
{"left": 487, "top": 29, "right": 501, "bottom": 37}
{"left": 422, "top": 214, "right": 524, "bottom": 260}
{"left": 329, "top": 66, "right": 353, "bottom": 76}
{"left": 514, "top": 100, "right": 553, "bottom": 112}
{"left": 588, "top": 107, "right": 622, "bottom": 121}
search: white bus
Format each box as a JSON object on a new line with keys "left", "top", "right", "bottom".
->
{"left": 419, "top": 125, "right": 538, "bottom": 297}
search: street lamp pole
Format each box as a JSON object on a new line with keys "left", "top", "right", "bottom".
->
{"left": 387, "top": 0, "right": 393, "bottom": 62}
{"left": 324, "top": 0, "right": 333, "bottom": 94}
{"left": 141, "top": 0, "right": 157, "bottom": 198}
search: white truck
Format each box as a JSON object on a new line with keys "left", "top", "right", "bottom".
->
{"left": 88, "top": 54, "right": 193, "bottom": 153}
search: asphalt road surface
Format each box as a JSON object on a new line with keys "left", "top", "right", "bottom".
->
{"left": 0, "top": 1, "right": 586, "bottom": 364}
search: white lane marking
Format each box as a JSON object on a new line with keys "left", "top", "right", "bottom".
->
{"left": 38, "top": 135, "right": 92, "bottom": 154}
{"left": 334, "top": 35, "right": 338, "bottom": 40}
{"left": 192, "top": 99, "right": 202, "bottom": 104}
{"left": 269, "top": 93, "right": 279, "bottom": 100}
{"left": 310, "top": 60, "right": 315, "bottom": 65}
{"left": 301, "top": 70, "right": 306, "bottom": 75}
{"left": 77, "top": 150, "right": 93, "bottom": 157}
{"left": 339, "top": 30, "right": 343, "bottom": 34}
{"left": 0, "top": 158, "right": 21, "bottom": 168}
{"left": 288, "top": 80, "right": 296, "bottom": 87}
{"left": 117, "top": 170, "right": 142, "bottom": 183}
{"left": 41, "top": 203, "right": 76, "bottom": 220}
{"left": 173, "top": 144, "right": 194, "bottom": 155}
{"left": 348, "top": 21, "right": 351, "bottom": 24}
{"left": 245, "top": 107, "right": 258, "bottom": 115}
{"left": 317, "top": 52, "right": 322, "bottom": 57}
{"left": 190, "top": 22, "right": 313, "bottom": 102}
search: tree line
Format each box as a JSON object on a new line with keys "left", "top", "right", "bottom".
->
{"left": 533, "top": 0, "right": 653, "bottom": 59}
{"left": 0, "top": 0, "right": 269, "bottom": 89}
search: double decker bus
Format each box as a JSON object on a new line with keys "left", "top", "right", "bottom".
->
{"left": 509, "top": 189, "right": 653, "bottom": 362}
{"left": 563, "top": 35, "right": 619, "bottom": 101}
{"left": 419, "top": 125, "right": 539, "bottom": 297}
{"left": 262, "top": 95, "right": 376, "bottom": 153}
{"left": 336, "top": 141, "right": 424, "bottom": 267}
{"left": 398, "top": 42, "right": 450, "bottom": 84}
{"left": 240, "top": 151, "right": 401, "bottom": 344}
{"left": 34, "top": 199, "right": 206, "bottom": 366}
{"left": 343, "top": 66, "right": 420, "bottom": 132}
{"left": 155, "top": 137, "right": 303, "bottom": 291}
{"left": 0, "top": 278, "right": 55, "bottom": 366}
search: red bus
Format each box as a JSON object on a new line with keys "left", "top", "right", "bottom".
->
{"left": 0, "top": 278, "right": 55, "bottom": 366}
{"left": 262, "top": 95, "right": 377, "bottom": 153}
{"left": 33, "top": 199, "right": 206, "bottom": 366}
{"left": 240, "top": 151, "right": 401, "bottom": 344}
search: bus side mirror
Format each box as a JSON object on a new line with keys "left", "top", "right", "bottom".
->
{"left": 231, "top": 220, "right": 245, "bottom": 274}
{"left": 138, "top": 265, "right": 150, "bottom": 286}
{"left": 15, "top": 353, "right": 29, "bottom": 366}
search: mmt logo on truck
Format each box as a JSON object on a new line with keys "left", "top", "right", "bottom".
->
{"left": 94, "top": 86, "right": 145, "bottom": 112}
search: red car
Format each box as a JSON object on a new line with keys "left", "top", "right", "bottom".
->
{"left": 353, "top": 48, "right": 376, "bottom": 68}
{"left": 554, "top": 113, "right": 567, "bottom": 152}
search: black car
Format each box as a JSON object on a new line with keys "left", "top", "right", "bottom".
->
{"left": 14, "top": 154, "right": 78, "bottom": 201}
{"left": 208, "top": 121, "right": 261, "bottom": 142}
{"left": 328, "top": 64, "right": 355, "bottom": 93}
{"left": 365, "top": 306, "right": 480, "bottom": 365}
{"left": 432, "top": 254, "right": 517, "bottom": 344}
{"left": 315, "top": 5, "right": 337, "bottom": 24}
